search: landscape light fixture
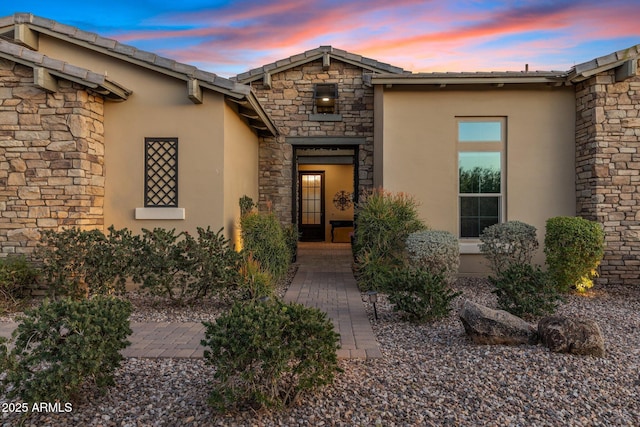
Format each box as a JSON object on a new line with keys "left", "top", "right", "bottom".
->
{"left": 367, "top": 290, "right": 378, "bottom": 320}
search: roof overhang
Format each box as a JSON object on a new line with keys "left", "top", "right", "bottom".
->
{"left": 568, "top": 45, "right": 640, "bottom": 83}
{"left": 368, "top": 72, "right": 570, "bottom": 88}
{"left": 0, "top": 39, "right": 131, "bottom": 100}
{"left": 235, "top": 46, "right": 407, "bottom": 86}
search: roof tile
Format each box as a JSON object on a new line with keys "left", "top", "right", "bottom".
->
{"left": 0, "top": 40, "right": 23, "bottom": 57}
{"left": 62, "top": 63, "right": 89, "bottom": 79}
{"left": 132, "top": 50, "right": 157, "bottom": 63}
{"left": 20, "top": 46, "right": 44, "bottom": 65}
{"left": 152, "top": 55, "right": 176, "bottom": 70}
{"left": 112, "top": 42, "right": 136, "bottom": 56}
{"left": 93, "top": 36, "right": 117, "bottom": 50}
{"left": 173, "top": 61, "right": 197, "bottom": 76}
{"left": 41, "top": 55, "right": 64, "bottom": 72}
{"left": 73, "top": 30, "right": 98, "bottom": 44}
{"left": 51, "top": 22, "right": 78, "bottom": 37}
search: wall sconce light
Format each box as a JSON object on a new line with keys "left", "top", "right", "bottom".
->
{"left": 367, "top": 290, "right": 378, "bottom": 320}
{"left": 314, "top": 83, "right": 337, "bottom": 114}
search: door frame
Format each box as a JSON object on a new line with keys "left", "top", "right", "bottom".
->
{"left": 298, "top": 171, "right": 326, "bottom": 241}
{"left": 290, "top": 138, "right": 361, "bottom": 239}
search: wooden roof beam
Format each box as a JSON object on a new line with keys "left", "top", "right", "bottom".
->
{"left": 323, "top": 52, "right": 330, "bottom": 70}
{"left": 14, "top": 24, "right": 38, "bottom": 50}
{"left": 188, "top": 79, "right": 203, "bottom": 104}
{"left": 33, "top": 67, "right": 57, "bottom": 92}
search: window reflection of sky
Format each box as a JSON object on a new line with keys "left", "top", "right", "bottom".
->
{"left": 458, "top": 122, "right": 501, "bottom": 142}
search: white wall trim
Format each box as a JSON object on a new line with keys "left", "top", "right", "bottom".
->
{"left": 135, "top": 207, "right": 185, "bottom": 220}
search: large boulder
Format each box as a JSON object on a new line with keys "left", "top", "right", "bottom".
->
{"left": 538, "top": 316, "right": 605, "bottom": 357}
{"left": 459, "top": 300, "right": 537, "bottom": 345}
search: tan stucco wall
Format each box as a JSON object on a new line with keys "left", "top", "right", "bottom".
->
{"left": 299, "top": 164, "right": 354, "bottom": 242}
{"left": 224, "top": 102, "right": 259, "bottom": 248}
{"left": 380, "top": 86, "right": 576, "bottom": 274}
{"left": 35, "top": 34, "right": 245, "bottom": 237}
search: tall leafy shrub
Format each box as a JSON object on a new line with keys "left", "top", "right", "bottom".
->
{"left": 353, "top": 189, "right": 426, "bottom": 290}
{"left": 405, "top": 230, "right": 459, "bottom": 284}
{"left": 544, "top": 216, "right": 605, "bottom": 292}
{"left": 202, "top": 299, "right": 340, "bottom": 411}
{"left": 0, "top": 296, "right": 132, "bottom": 404}
{"left": 479, "top": 221, "right": 539, "bottom": 276}
{"left": 240, "top": 212, "right": 289, "bottom": 280}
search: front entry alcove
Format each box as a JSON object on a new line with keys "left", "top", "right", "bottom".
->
{"left": 291, "top": 138, "right": 361, "bottom": 243}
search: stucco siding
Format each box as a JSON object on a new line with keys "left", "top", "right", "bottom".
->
{"left": 224, "top": 102, "right": 259, "bottom": 248}
{"left": 381, "top": 86, "right": 576, "bottom": 274}
{"left": 33, "top": 33, "right": 229, "bottom": 235}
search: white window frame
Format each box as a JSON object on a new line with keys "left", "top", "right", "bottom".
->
{"left": 457, "top": 117, "right": 506, "bottom": 242}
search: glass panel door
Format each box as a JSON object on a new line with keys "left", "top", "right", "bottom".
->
{"left": 299, "top": 171, "right": 325, "bottom": 241}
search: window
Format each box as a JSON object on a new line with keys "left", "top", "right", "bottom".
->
{"left": 458, "top": 119, "right": 505, "bottom": 238}
{"left": 144, "top": 137, "right": 178, "bottom": 207}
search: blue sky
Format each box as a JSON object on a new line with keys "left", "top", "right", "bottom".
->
{"left": 3, "top": 0, "right": 639, "bottom": 77}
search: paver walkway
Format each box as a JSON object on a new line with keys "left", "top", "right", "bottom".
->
{"left": 0, "top": 243, "right": 381, "bottom": 360}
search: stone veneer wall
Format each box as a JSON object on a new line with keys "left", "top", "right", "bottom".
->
{"left": 0, "top": 60, "right": 105, "bottom": 255}
{"left": 575, "top": 60, "right": 640, "bottom": 285}
{"left": 251, "top": 60, "right": 375, "bottom": 223}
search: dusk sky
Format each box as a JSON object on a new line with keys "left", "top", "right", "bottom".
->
{"left": 3, "top": 0, "right": 640, "bottom": 78}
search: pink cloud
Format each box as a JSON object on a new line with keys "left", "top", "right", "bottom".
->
{"left": 106, "top": 0, "right": 640, "bottom": 76}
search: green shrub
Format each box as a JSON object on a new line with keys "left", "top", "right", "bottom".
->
{"left": 202, "top": 299, "right": 341, "bottom": 412}
{"left": 353, "top": 189, "right": 426, "bottom": 290}
{"left": 133, "top": 227, "right": 240, "bottom": 303}
{"left": 240, "top": 212, "right": 290, "bottom": 280}
{"left": 386, "top": 268, "right": 461, "bottom": 323}
{"left": 239, "top": 195, "right": 256, "bottom": 217}
{"left": 0, "top": 296, "right": 132, "bottom": 404}
{"left": 544, "top": 216, "right": 605, "bottom": 292}
{"left": 238, "top": 255, "right": 274, "bottom": 300}
{"left": 0, "top": 256, "right": 38, "bottom": 311}
{"left": 35, "top": 226, "right": 138, "bottom": 300}
{"left": 283, "top": 223, "right": 300, "bottom": 263}
{"left": 489, "top": 263, "right": 563, "bottom": 318}
{"left": 479, "top": 221, "right": 539, "bottom": 276}
{"left": 405, "top": 230, "right": 459, "bottom": 284}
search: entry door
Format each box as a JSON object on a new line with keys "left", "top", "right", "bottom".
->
{"left": 299, "top": 171, "right": 325, "bottom": 241}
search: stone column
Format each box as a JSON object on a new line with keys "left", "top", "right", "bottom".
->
{"left": 0, "top": 60, "right": 106, "bottom": 255}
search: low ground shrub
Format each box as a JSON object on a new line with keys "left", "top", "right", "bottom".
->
{"left": 353, "top": 189, "right": 426, "bottom": 289}
{"left": 202, "top": 299, "right": 340, "bottom": 412}
{"left": 133, "top": 227, "right": 240, "bottom": 303}
{"left": 0, "top": 256, "right": 38, "bottom": 312}
{"left": 405, "top": 230, "right": 459, "bottom": 284}
{"left": 479, "top": 221, "right": 539, "bottom": 276}
{"left": 386, "top": 268, "right": 461, "bottom": 323}
{"left": 240, "top": 212, "right": 290, "bottom": 280}
{"left": 544, "top": 216, "right": 605, "bottom": 292}
{"left": 489, "top": 263, "right": 563, "bottom": 318}
{"left": 0, "top": 296, "right": 132, "bottom": 404}
{"left": 35, "top": 227, "right": 138, "bottom": 299}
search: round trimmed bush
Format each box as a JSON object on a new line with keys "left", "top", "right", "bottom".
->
{"left": 202, "top": 299, "right": 341, "bottom": 412}
{"left": 405, "top": 230, "right": 459, "bottom": 284}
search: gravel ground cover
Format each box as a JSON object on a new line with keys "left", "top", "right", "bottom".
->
{"left": 1, "top": 277, "right": 639, "bottom": 426}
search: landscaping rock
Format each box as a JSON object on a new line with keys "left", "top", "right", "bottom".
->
{"left": 538, "top": 316, "right": 605, "bottom": 357}
{"left": 458, "top": 299, "right": 537, "bottom": 345}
